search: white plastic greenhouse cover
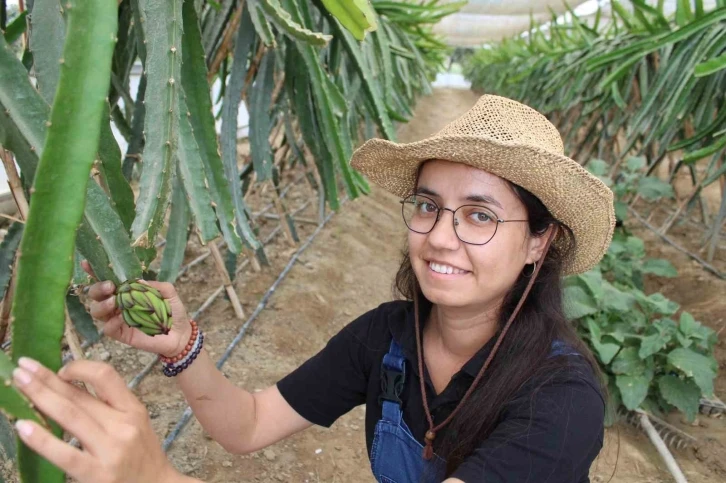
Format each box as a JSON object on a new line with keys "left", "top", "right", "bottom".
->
{"left": 434, "top": 0, "right": 591, "bottom": 46}
{"left": 435, "top": 0, "right": 719, "bottom": 47}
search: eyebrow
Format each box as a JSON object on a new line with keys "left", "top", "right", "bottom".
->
{"left": 415, "top": 186, "right": 503, "bottom": 210}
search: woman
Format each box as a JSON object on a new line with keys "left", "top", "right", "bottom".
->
{"left": 11, "top": 95, "right": 614, "bottom": 482}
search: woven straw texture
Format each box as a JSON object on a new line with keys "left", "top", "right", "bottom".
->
{"left": 350, "top": 94, "right": 615, "bottom": 275}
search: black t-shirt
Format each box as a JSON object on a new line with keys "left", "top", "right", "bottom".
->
{"left": 277, "top": 300, "right": 604, "bottom": 482}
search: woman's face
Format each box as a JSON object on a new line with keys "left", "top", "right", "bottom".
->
{"left": 408, "top": 160, "right": 550, "bottom": 312}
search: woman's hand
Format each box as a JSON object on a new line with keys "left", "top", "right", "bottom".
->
{"left": 81, "top": 260, "right": 192, "bottom": 358}
{"left": 12, "top": 358, "right": 192, "bottom": 483}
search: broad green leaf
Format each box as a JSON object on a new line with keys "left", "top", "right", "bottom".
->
{"left": 614, "top": 201, "right": 628, "bottom": 222}
{"left": 643, "top": 293, "right": 680, "bottom": 315}
{"left": 658, "top": 375, "right": 700, "bottom": 422}
{"left": 679, "top": 312, "right": 701, "bottom": 336}
{"left": 676, "top": 331, "right": 693, "bottom": 348}
{"left": 602, "top": 281, "right": 635, "bottom": 312}
{"left": 616, "top": 371, "right": 652, "bottom": 410}
{"left": 612, "top": 346, "right": 646, "bottom": 375}
{"left": 564, "top": 285, "right": 598, "bottom": 320}
{"left": 626, "top": 156, "right": 646, "bottom": 171}
{"left": 639, "top": 322, "right": 675, "bottom": 359}
{"left": 587, "top": 319, "right": 621, "bottom": 364}
{"left": 637, "top": 176, "right": 675, "bottom": 201}
{"left": 641, "top": 258, "right": 678, "bottom": 277}
{"left": 586, "top": 158, "right": 608, "bottom": 176}
{"left": 624, "top": 236, "right": 645, "bottom": 258}
{"left": 667, "top": 347, "right": 717, "bottom": 396}
{"left": 578, "top": 268, "right": 604, "bottom": 299}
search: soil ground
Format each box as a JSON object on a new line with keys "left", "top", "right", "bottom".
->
{"left": 82, "top": 88, "right": 726, "bottom": 483}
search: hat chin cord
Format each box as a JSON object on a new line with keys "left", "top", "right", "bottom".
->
{"left": 414, "top": 226, "right": 558, "bottom": 460}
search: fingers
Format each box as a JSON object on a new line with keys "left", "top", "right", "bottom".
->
{"left": 140, "top": 280, "right": 187, "bottom": 320}
{"left": 80, "top": 259, "right": 98, "bottom": 280}
{"left": 86, "top": 280, "right": 116, "bottom": 302}
{"left": 13, "top": 367, "right": 106, "bottom": 450}
{"left": 15, "top": 420, "right": 94, "bottom": 482}
{"left": 17, "top": 358, "right": 116, "bottom": 420}
{"left": 58, "top": 360, "right": 145, "bottom": 413}
{"left": 89, "top": 295, "right": 118, "bottom": 321}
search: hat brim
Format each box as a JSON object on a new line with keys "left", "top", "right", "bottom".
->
{"left": 350, "top": 135, "right": 615, "bottom": 276}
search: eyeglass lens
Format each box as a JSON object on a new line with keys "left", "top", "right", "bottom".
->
{"left": 401, "top": 195, "right": 499, "bottom": 245}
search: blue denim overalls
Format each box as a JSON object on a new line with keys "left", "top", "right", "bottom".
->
{"left": 369, "top": 338, "right": 579, "bottom": 483}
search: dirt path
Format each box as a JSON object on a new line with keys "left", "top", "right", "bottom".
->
{"left": 91, "top": 88, "right": 725, "bottom": 483}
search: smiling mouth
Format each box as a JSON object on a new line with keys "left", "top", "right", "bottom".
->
{"left": 427, "top": 260, "right": 469, "bottom": 275}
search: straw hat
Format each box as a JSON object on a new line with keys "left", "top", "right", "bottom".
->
{"left": 350, "top": 94, "right": 615, "bottom": 275}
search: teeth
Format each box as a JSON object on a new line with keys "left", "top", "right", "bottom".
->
{"left": 429, "top": 261, "right": 467, "bottom": 275}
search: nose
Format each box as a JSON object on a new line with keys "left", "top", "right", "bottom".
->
{"left": 426, "top": 209, "right": 461, "bottom": 251}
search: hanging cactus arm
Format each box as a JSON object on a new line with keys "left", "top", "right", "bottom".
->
{"left": 8, "top": 1, "right": 117, "bottom": 481}
{"left": 130, "top": 0, "right": 183, "bottom": 249}
{"left": 0, "top": 352, "right": 48, "bottom": 426}
{"left": 1, "top": 33, "right": 142, "bottom": 285}
{"left": 176, "top": 93, "right": 221, "bottom": 243}
{"left": 28, "top": 0, "right": 66, "bottom": 104}
{"left": 256, "top": 0, "right": 333, "bottom": 46}
{"left": 83, "top": 182, "right": 143, "bottom": 283}
{"left": 0, "top": 34, "right": 51, "bottom": 157}
{"left": 318, "top": 0, "right": 377, "bottom": 40}
{"left": 180, "top": 0, "right": 245, "bottom": 254}
{"left": 158, "top": 172, "right": 191, "bottom": 284}
{"left": 221, "top": 6, "right": 262, "bottom": 250}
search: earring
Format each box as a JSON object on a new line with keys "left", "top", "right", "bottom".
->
{"left": 523, "top": 261, "right": 537, "bottom": 278}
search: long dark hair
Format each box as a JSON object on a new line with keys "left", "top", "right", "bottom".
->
{"left": 394, "top": 174, "right": 603, "bottom": 476}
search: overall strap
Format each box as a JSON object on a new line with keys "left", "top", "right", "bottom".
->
{"left": 549, "top": 339, "right": 582, "bottom": 358}
{"left": 379, "top": 339, "right": 406, "bottom": 423}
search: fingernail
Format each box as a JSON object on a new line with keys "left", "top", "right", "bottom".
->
{"left": 103, "top": 281, "right": 115, "bottom": 291}
{"left": 82, "top": 285, "right": 90, "bottom": 294}
{"left": 17, "top": 357, "right": 40, "bottom": 373}
{"left": 15, "top": 420, "right": 33, "bottom": 437}
{"left": 13, "top": 368, "right": 31, "bottom": 386}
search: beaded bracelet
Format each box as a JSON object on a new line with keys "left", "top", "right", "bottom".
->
{"left": 161, "top": 320, "right": 204, "bottom": 377}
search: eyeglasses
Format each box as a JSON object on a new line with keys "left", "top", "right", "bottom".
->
{"left": 400, "top": 194, "right": 529, "bottom": 246}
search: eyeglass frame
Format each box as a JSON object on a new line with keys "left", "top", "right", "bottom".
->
{"left": 399, "top": 193, "right": 530, "bottom": 246}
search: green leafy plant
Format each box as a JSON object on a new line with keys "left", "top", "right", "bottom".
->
{"left": 565, "top": 162, "right": 717, "bottom": 424}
